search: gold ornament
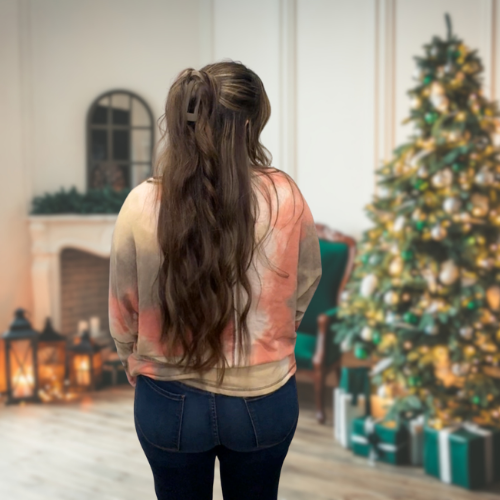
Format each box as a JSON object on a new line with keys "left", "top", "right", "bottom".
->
{"left": 389, "top": 257, "right": 403, "bottom": 276}
{"left": 470, "top": 193, "right": 489, "bottom": 217}
{"left": 410, "top": 96, "right": 422, "bottom": 109}
{"left": 464, "top": 345, "right": 476, "bottom": 357}
{"left": 477, "top": 256, "right": 493, "bottom": 269}
{"left": 429, "top": 81, "right": 449, "bottom": 112}
{"left": 422, "top": 269, "right": 438, "bottom": 292}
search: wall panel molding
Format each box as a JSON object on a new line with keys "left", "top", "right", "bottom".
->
{"left": 479, "top": 0, "right": 496, "bottom": 99}
{"left": 279, "top": 0, "right": 297, "bottom": 180}
{"left": 199, "top": 0, "right": 214, "bottom": 66}
{"left": 374, "top": 0, "right": 396, "bottom": 194}
{"left": 18, "top": 0, "right": 35, "bottom": 212}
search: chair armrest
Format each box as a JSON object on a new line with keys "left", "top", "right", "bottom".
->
{"left": 324, "top": 307, "right": 339, "bottom": 318}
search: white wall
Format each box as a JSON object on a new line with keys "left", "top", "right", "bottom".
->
{"left": 2, "top": 0, "right": 500, "bottom": 331}
{"left": 297, "top": 0, "right": 376, "bottom": 240}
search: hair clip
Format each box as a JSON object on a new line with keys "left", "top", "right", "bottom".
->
{"left": 185, "top": 79, "right": 201, "bottom": 122}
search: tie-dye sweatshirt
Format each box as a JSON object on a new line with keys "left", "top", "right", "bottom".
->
{"left": 108, "top": 169, "right": 322, "bottom": 397}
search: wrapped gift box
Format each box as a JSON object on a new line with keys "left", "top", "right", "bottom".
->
{"left": 424, "top": 423, "right": 500, "bottom": 490}
{"left": 407, "top": 415, "right": 425, "bottom": 466}
{"left": 334, "top": 367, "right": 371, "bottom": 448}
{"left": 351, "top": 416, "right": 410, "bottom": 465}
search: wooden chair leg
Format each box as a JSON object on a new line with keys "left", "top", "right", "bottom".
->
{"left": 313, "top": 363, "right": 325, "bottom": 424}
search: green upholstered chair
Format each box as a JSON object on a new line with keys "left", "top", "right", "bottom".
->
{"left": 294, "top": 223, "right": 356, "bottom": 424}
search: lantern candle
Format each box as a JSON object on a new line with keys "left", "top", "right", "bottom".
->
{"left": 74, "top": 355, "right": 91, "bottom": 386}
{"left": 12, "top": 366, "right": 34, "bottom": 398}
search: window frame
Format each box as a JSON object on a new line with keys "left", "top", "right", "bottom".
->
{"left": 86, "top": 89, "right": 155, "bottom": 191}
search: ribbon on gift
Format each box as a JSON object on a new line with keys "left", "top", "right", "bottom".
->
{"left": 437, "top": 422, "right": 494, "bottom": 485}
{"left": 334, "top": 389, "right": 368, "bottom": 448}
{"left": 339, "top": 367, "right": 372, "bottom": 415}
{"left": 408, "top": 415, "right": 425, "bottom": 465}
{"left": 351, "top": 417, "right": 407, "bottom": 465}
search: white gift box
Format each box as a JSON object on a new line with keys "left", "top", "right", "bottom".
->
{"left": 334, "top": 388, "right": 368, "bottom": 448}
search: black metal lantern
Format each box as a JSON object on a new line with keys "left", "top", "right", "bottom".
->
{"left": 67, "top": 331, "right": 103, "bottom": 391}
{"left": 37, "top": 317, "right": 67, "bottom": 401}
{"left": 2, "top": 308, "right": 40, "bottom": 404}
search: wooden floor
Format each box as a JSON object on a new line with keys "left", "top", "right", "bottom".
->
{"left": 0, "top": 381, "right": 499, "bottom": 500}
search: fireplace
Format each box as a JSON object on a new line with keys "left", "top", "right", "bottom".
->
{"left": 27, "top": 214, "right": 116, "bottom": 336}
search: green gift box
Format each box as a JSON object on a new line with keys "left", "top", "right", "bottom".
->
{"left": 351, "top": 416, "right": 410, "bottom": 465}
{"left": 424, "top": 423, "right": 500, "bottom": 490}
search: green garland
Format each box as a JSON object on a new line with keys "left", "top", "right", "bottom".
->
{"left": 30, "top": 185, "right": 131, "bottom": 214}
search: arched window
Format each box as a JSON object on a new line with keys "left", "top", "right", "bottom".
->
{"left": 87, "top": 90, "right": 154, "bottom": 191}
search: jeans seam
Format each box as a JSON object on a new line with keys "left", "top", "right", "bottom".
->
{"left": 143, "top": 375, "right": 185, "bottom": 401}
{"left": 211, "top": 395, "right": 220, "bottom": 445}
{"left": 176, "top": 395, "right": 184, "bottom": 450}
{"left": 243, "top": 398, "right": 260, "bottom": 447}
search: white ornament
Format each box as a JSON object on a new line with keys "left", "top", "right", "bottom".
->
{"left": 425, "top": 324, "right": 439, "bottom": 335}
{"left": 443, "top": 197, "right": 461, "bottom": 214}
{"left": 461, "top": 274, "right": 477, "bottom": 287}
{"left": 377, "top": 186, "right": 391, "bottom": 199}
{"left": 417, "top": 165, "right": 429, "bottom": 178}
{"left": 377, "top": 385, "right": 389, "bottom": 398}
{"left": 452, "top": 363, "right": 469, "bottom": 376}
{"left": 360, "top": 274, "right": 378, "bottom": 297}
{"left": 393, "top": 215, "right": 406, "bottom": 233}
{"left": 384, "top": 291, "right": 400, "bottom": 305}
{"left": 361, "top": 326, "right": 373, "bottom": 341}
{"left": 439, "top": 260, "right": 459, "bottom": 285}
{"left": 475, "top": 166, "right": 494, "bottom": 186}
{"left": 431, "top": 168, "right": 453, "bottom": 188}
{"left": 409, "top": 149, "right": 428, "bottom": 168}
{"left": 341, "top": 339, "right": 351, "bottom": 352}
{"left": 459, "top": 326, "right": 473, "bottom": 340}
{"left": 385, "top": 311, "right": 397, "bottom": 324}
{"left": 431, "top": 225, "right": 447, "bottom": 241}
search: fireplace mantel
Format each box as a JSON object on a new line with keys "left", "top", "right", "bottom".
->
{"left": 27, "top": 214, "right": 117, "bottom": 332}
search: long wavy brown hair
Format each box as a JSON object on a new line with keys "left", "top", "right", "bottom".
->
{"left": 150, "top": 60, "right": 303, "bottom": 385}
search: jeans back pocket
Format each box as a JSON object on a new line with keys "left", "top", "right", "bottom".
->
{"left": 134, "top": 375, "right": 185, "bottom": 451}
{"left": 243, "top": 375, "right": 299, "bottom": 449}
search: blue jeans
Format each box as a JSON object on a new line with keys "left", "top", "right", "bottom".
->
{"left": 134, "top": 373, "right": 299, "bottom": 500}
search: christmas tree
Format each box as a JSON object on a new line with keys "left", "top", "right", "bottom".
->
{"left": 333, "top": 14, "right": 500, "bottom": 430}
